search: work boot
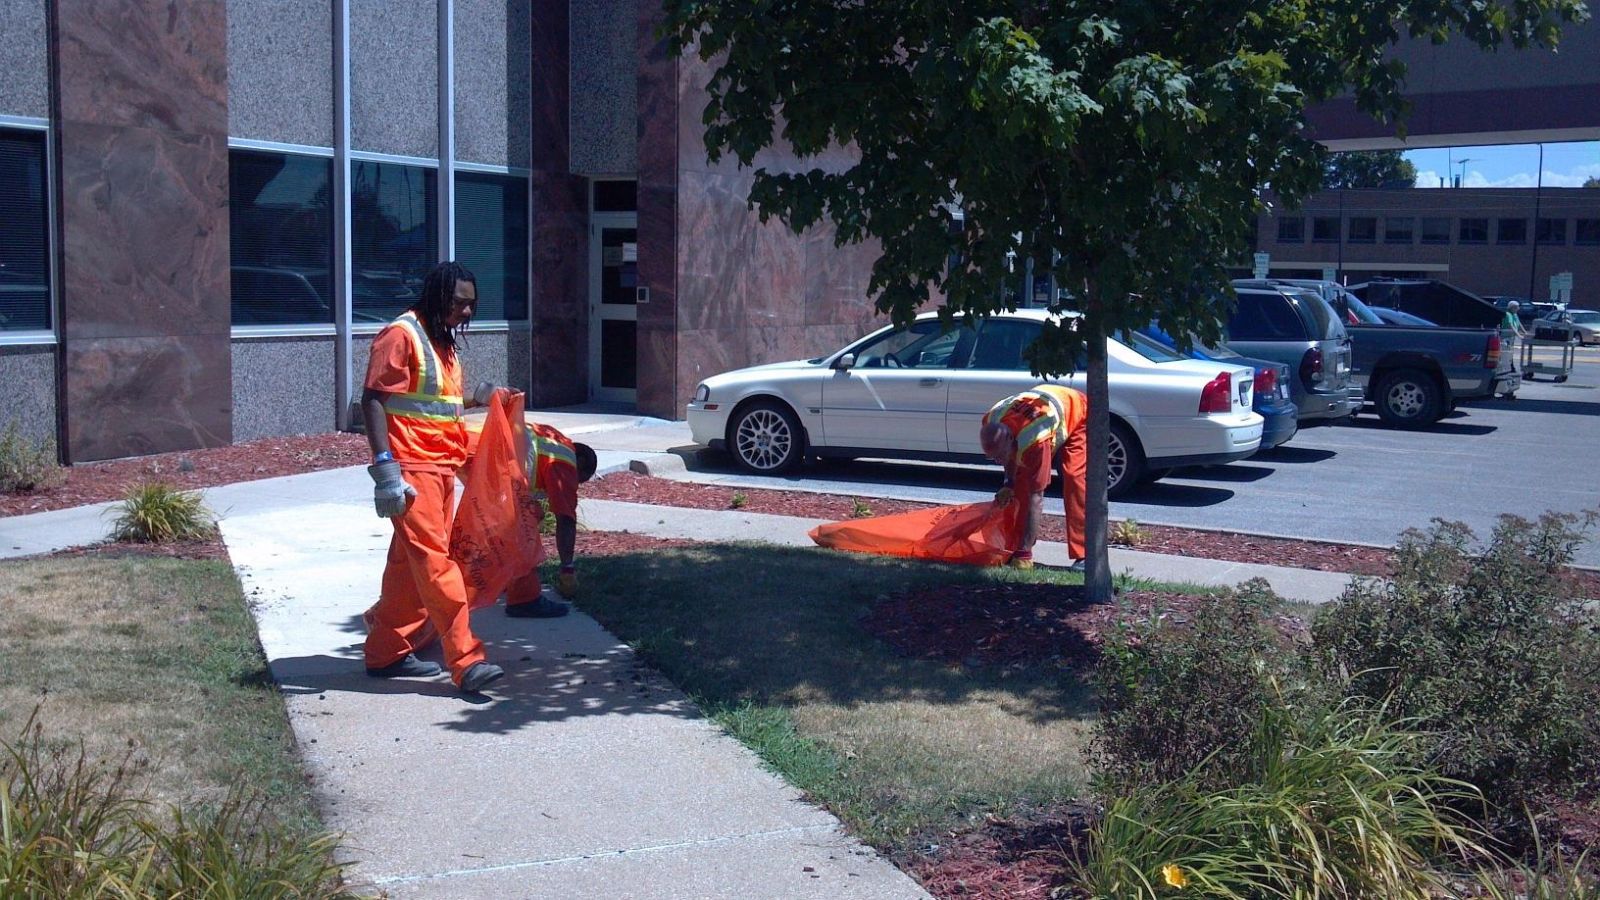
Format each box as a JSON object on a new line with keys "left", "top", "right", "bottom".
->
{"left": 459, "top": 662, "right": 505, "bottom": 694}
{"left": 366, "top": 654, "right": 442, "bottom": 679}
{"left": 505, "top": 596, "right": 570, "bottom": 618}
{"left": 1066, "top": 559, "right": 1087, "bottom": 574}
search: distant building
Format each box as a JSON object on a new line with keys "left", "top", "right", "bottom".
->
{"left": 1255, "top": 188, "right": 1600, "bottom": 301}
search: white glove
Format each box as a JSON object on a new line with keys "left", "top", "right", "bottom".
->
{"left": 472, "top": 381, "right": 501, "bottom": 407}
{"left": 368, "top": 460, "right": 416, "bottom": 518}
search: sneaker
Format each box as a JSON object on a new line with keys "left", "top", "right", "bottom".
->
{"left": 505, "top": 596, "right": 570, "bottom": 618}
{"left": 459, "top": 662, "right": 505, "bottom": 693}
{"left": 366, "top": 654, "right": 442, "bottom": 679}
{"left": 1066, "top": 559, "right": 1087, "bottom": 574}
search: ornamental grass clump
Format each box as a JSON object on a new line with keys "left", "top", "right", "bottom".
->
{"left": 110, "top": 482, "right": 215, "bottom": 543}
{"left": 0, "top": 418, "right": 64, "bottom": 494}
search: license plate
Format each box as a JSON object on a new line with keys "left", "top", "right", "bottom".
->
{"left": 1238, "top": 383, "right": 1251, "bottom": 406}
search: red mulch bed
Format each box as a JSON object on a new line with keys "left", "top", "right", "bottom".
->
{"left": 48, "top": 536, "right": 232, "bottom": 562}
{"left": 0, "top": 433, "right": 368, "bottom": 517}
{"left": 586, "top": 471, "right": 944, "bottom": 521}
{"left": 579, "top": 531, "right": 702, "bottom": 556}
{"left": 900, "top": 804, "right": 1095, "bottom": 900}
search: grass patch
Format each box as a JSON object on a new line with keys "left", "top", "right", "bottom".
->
{"left": 0, "top": 554, "right": 318, "bottom": 833}
{"left": 576, "top": 542, "right": 1221, "bottom": 847}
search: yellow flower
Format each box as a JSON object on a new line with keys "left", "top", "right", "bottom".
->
{"left": 1162, "top": 863, "right": 1189, "bottom": 889}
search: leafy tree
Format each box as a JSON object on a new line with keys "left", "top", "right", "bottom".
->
{"left": 1323, "top": 150, "right": 1420, "bottom": 189}
{"left": 1585, "top": 175, "right": 1600, "bottom": 188}
{"left": 663, "top": 0, "right": 1588, "bottom": 602}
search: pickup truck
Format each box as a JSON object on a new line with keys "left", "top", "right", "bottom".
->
{"left": 1246, "top": 279, "right": 1519, "bottom": 428}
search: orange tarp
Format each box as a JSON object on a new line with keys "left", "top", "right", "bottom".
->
{"left": 808, "top": 501, "right": 1026, "bottom": 567}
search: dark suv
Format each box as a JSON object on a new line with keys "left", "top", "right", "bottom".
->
{"left": 1224, "top": 283, "right": 1360, "bottom": 421}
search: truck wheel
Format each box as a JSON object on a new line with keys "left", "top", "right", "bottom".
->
{"left": 1107, "top": 421, "right": 1146, "bottom": 499}
{"left": 1375, "top": 369, "right": 1442, "bottom": 428}
{"left": 727, "top": 400, "right": 806, "bottom": 473}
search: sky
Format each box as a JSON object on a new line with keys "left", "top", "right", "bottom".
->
{"left": 1404, "top": 141, "right": 1600, "bottom": 189}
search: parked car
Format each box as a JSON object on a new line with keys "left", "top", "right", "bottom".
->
{"left": 1225, "top": 282, "right": 1361, "bottom": 422}
{"left": 1289, "top": 279, "right": 1519, "bottom": 426}
{"left": 1534, "top": 309, "right": 1600, "bottom": 345}
{"left": 1139, "top": 325, "right": 1298, "bottom": 450}
{"left": 1370, "top": 306, "right": 1438, "bottom": 328}
{"left": 686, "top": 310, "right": 1264, "bottom": 498}
{"left": 1484, "top": 296, "right": 1563, "bottom": 328}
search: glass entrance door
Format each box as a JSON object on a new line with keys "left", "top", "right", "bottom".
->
{"left": 588, "top": 214, "right": 638, "bottom": 402}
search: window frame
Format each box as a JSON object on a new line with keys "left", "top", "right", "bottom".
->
{"left": 1347, "top": 216, "right": 1377, "bottom": 244}
{"left": 1576, "top": 218, "right": 1600, "bottom": 247}
{"left": 1458, "top": 217, "right": 1489, "bottom": 244}
{"left": 0, "top": 118, "right": 57, "bottom": 345}
{"left": 1535, "top": 217, "right": 1567, "bottom": 246}
{"left": 1419, "top": 217, "right": 1451, "bottom": 245}
{"left": 1275, "top": 216, "right": 1305, "bottom": 243}
{"left": 1383, "top": 217, "right": 1415, "bottom": 244}
{"left": 1496, "top": 217, "right": 1528, "bottom": 245}
{"left": 454, "top": 168, "right": 531, "bottom": 323}
{"left": 1311, "top": 216, "right": 1341, "bottom": 243}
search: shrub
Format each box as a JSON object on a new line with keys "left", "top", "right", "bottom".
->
{"left": 1312, "top": 513, "right": 1600, "bottom": 821}
{"left": 1, "top": 718, "right": 357, "bottom": 898}
{"left": 1074, "top": 699, "right": 1486, "bottom": 900}
{"left": 109, "top": 482, "right": 216, "bottom": 543}
{"left": 1093, "top": 579, "right": 1306, "bottom": 792}
{"left": 0, "top": 418, "right": 64, "bottom": 493}
{"left": 729, "top": 491, "right": 749, "bottom": 510}
{"left": 1110, "top": 519, "right": 1148, "bottom": 547}
{"left": 851, "top": 498, "right": 873, "bottom": 518}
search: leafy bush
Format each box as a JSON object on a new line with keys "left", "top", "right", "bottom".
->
{"left": 1, "top": 719, "right": 357, "bottom": 898}
{"left": 0, "top": 418, "right": 63, "bottom": 494}
{"left": 1312, "top": 513, "right": 1600, "bottom": 820}
{"left": 1110, "top": 519, "right": 1148, "bottom": 547}
{"left": 1075, "top": 699, "right": 1486, "bottom": 900}
{"left": 851, "top": 498, "right": 873, "bottom": 518}
{"left": 109, "top": 482, "right": 216, "bottom": 543}
{"left": 729, "top": 491, "right": 749, "bottom": 510}
{"left": 1093, "top": 579, "right": 1306, "bottom": 792}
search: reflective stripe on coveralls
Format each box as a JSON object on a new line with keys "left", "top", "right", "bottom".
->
{"left": 526, "top": 427, "right": 577, "bottom": 502}
{"left": 382, "top": 312, "right": 465, "bottom": 422}
{"left": 983, "top": 385, "right": 1087, "bottom": 560}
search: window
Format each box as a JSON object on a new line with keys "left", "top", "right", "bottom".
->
{"left": 351, "top": 160, "right": 437, "bottom": 323}
{"left": 228, "top": 150, "right": 334, "bottom": 325}
{"left": 1420, "top": 217, "right": 1451, "bottom": 244}
{"left": 1536, "top": 217, "right": 1567, "bottom": 245}
{"left": 1459, "top": 218, "right": 1488, "bottom": 243}
{"left": 1577, "top": 219, "right": 1600, "bottom": 246}
{"left": 967, "top": 319, "right": 1043, "bottom": 370}
{"left": 852, "top": 320, "right": 975, "bottom": 369}
{"left": 1347, "top": 217, "right": 1376, "bottom": 243}
{"left": 455, "top": 172, "right": 528, "bottom": 321}
{"left": 1312, "top": 216, "right": 1340, "bottom": 243}
{"left": 1384, "top": 217, "right": 1414, "bottom": 244}
{"left": 1276, "top": 216, "right": 1305, "bottom": 243}
{"left": 1227, "top": 291, "right": 1308, "bottom": 341}
{"left": 1496, "top": 218, "right": 1527, "bottom": 245}
{"left": 0, "top": 129, "right": 51, "bottom": 332}
{"left": 592, "top": 180, "right": 636, "bottom": 212}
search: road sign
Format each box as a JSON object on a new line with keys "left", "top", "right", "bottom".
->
{"left": 1550, "top": 271, "right": 1574, "bottom": 303}
{"left": 1253, "top": 252, "right": 1270, "bottom": 279}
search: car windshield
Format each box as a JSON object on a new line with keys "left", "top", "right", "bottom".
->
{"left": 1569, "top": 312, "right": 1600, "bottom": 324}
{"left": 1341, "top": 292, "right": 1386, "bottom": 325}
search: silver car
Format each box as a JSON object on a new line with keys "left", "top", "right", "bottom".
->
{"left": 1223, "top": 284, "right": 1361, "bottom": 421}
{"left": 1536, "top": 309, "right": 1600, "bottom": 345}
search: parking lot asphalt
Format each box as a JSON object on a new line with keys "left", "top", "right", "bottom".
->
{"left": 638, "top": 345, "right": 1600, "bottom": 568}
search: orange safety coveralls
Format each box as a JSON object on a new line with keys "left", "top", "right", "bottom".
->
{"left": 505, "top": 423, "right": 580, "bottom": 608}
{"left": 982, "top": 384, "right": 1088, "bottom": 560}
{"left": 362, "top": 311, "right": 487, "bottom": 686}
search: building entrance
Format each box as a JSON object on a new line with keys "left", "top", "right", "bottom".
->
{"left": 588, "top": 213, "right": 639, "bottom": 402}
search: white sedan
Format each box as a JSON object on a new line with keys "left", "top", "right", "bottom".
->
{"left": 686, "top": 310, "right": 1264, "bottom": 497}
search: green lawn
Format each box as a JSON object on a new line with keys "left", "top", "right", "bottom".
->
{"left": 576, "top": 543, "right": 1122, "bottom": 847}
{"left": 0, "top": 552, "right": 320, "bottom": 833}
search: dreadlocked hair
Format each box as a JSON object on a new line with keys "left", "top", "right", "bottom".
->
{"left": 412, "top": 261, "right": 477, "bottom": 352}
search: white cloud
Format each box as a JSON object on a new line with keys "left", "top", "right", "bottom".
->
{"left": 1415, "top": 162, "right": 1600, "bottom": 188}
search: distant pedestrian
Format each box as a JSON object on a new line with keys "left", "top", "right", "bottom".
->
{"left": 1501, "top": 301, "right": 1526, "bottom": 397}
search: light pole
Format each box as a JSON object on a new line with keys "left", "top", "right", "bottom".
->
{"left": 1454, "top": 158, "right": 1474, "bottom": 188}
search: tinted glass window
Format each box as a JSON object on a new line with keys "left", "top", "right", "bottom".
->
{"left": 1348, "top": 217, "right": 1376, "bottom": 243}
{"left": 1577, "top": 219, "right": 1600, "bottom": 246}
{"left": 1536, "top": 218, "right": 1566, "bottom": 245}
{"left": 1342, "top": 292, "right": 1385, "bottom": 325}
{"left": 1420, "top": 217, "right": 1451, "bottom": 244}
{"left": 853, "top": 320, "right": 974, "bottom": 369}
{"left": 1227, "top": 292, "right": 1307, "bottom": 341}
{"left": 352, "top": 160, "right": 436, "bottom": 324}
{"left": 1497, "top": 218, "right": 1527, "bottom": 245}
{"left": 1312, "top": 216, "right": 1340, "bottom": 242}
{"left": 229, "top": 150, "right": 334, "bottom": 325}
{"left": 1276, "top": 217, "right": 1304, "bottom": 242}
{"left": 592, "top": 180, "right": 637, "bottom": 212}
{"left": 968, "top": 319, "right": 1043, "bottom": 370}
{"left": 1291, "top": 291, "right": 1344, "bottom": 340}
{"left": 1384, "top": 217, "right": 1414, "bottom": 243}
{"left": 1459, "top": 218, "right": 1488, "bottom": 243}
{"left": 455, "top": 172, "right": 528, "bottom": 321}
{"left": 1123, "top": 330, "right": 1187, "bottom": 363}
{"left": 0, "top": 129, "right": 50, "bottom": 331}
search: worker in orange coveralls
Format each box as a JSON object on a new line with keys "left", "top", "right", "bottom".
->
{"left": 980, "top": 384, "right": 1088, "bottom": 572}
{"left": 360, "top": 261, "right": 506, "bottom": 695}
{"left": 502, "top": 423, "right": 599, "bottom": 619}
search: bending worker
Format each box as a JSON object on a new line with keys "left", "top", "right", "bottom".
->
{"left": 503, "top": 423, "right": 599, "bottom": 618}
{"left": 361, "top": 260, "right": 505, "bottom": 694}
{"left": 980, "top": 384, "right": 1088, "bottom": 571}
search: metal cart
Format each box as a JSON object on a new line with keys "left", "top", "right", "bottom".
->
{"left": 1519, "top": 335, "right": 1575, "bottom": 383}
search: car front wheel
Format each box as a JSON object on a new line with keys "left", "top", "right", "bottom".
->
{"left": 1107, "top": 420, "right": 1146, "bottom": 499}
{"left": 728, "top": 400, "right": 805, "bottom": 474}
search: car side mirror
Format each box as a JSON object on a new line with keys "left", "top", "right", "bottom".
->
{"left": 834, "top": 353, "right": 856, "bottom": 370}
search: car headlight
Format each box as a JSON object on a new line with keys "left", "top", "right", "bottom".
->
{"left": 692, "top": 384, "right": 710, "bottom": 403}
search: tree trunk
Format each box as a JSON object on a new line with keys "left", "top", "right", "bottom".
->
{"left": 1082, "top": 285, "right": 1114, "bottom": 604}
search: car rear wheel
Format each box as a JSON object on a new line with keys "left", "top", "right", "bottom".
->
{"left": 1107, "top": 420, "right": 1145, "bottom": 499}
{"left": 728, "top": 400, "right": 805, "bottom": 474}
{"left": 1374, "top": 368, "right": 1442, "bottom": 428}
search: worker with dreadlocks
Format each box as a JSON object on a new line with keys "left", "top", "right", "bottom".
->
{"left": 360, "top": 260, "right": 506, "bottom": 694}
{"left": 980, "top": 384, "right": 1088, "bottom": 571}
{"left": 500, "top": 424, "right": 599, "bottom": 618}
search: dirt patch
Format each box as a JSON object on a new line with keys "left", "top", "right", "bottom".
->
{"left": 48, "top": 536, "right": 232, "bottom": 562}
{"left": 1, "top": 433, "right": 368, "bottom": 517}
{"left": 901, "top": 804, "right": 1094, "bottom": 900}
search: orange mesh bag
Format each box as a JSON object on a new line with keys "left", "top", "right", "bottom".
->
{"left": 808, "top": 501, "right": 1025, "bottom": 567}
{"left": 451, "top": 392, "right": 544, "bottom": 609}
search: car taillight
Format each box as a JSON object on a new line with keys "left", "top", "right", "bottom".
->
{"left": 1253, "top": 368, "right": 1276, "bottom": 401}
{"left": 1485, "top": 333, "right": 1501, "bottom": 369}
{"left": 1199, "top": 372, "right": 1233, "bottom": 414}
{"left": 1300, "top": 347, "right": 1324, "bottom": 386}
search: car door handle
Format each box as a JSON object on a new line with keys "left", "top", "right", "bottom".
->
{"left": 920, "top": 377, "right": 943, "bottom": 386}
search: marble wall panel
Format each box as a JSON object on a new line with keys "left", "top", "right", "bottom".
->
{"left": 231, "top": 336, "right": 335, "bottom": 440}
{"left": 455, "top": 0, "right": 531, "bottom": 166}
{"left": 0, "top": 346, "right": 56, "bottom": 446}
{"left": 351, "top": 0, "right": 436, "bottom": 158}
{"left": 0, "top": 0, "right": 49, "bottom": 118}
{"left": 227, "top": 0, "right": 333, "bottom": 147}
{"left": 803, "top": 228, "right": 879, "bottom": 327}
{"left": 569, "top": 0, "right": 637, "bottom": 176}
{"left": 634, "top": 323, "right": 678, "bottom": 419}
{"left": 53, "top": 1, "right": 227, "bottom": 133}
{"left": 65, "top": 334, "right": 232, "bottom": 461}
{"left": 635, "top": 0, "right": 678, "bottom": 416}
{"left": 530, "top": 316, "right": 585, "bottom": 408}
{"left": 507, "top": 326, "right": 532, "bottom": 393}
{"left": 56, "top": 123, "right": 232, "bottom": 340}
